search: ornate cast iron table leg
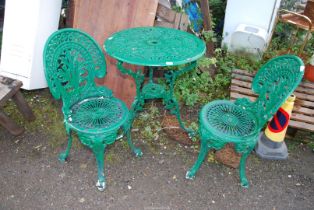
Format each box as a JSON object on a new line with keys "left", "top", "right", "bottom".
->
{"left": 164, "top": 61, "right": 197, "bottom": 136}
{"left": 116, "top": 61, "right": 197, "bottom": 136}
{"left": 117, "top": 61, "right": 145, "bottom": 124}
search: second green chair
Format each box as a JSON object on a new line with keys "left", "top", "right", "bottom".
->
{"left": 186, "top": 55, "right": 304, "bottom": 187}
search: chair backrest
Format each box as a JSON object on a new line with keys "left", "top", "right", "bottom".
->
{"left": 251, "top": 55, "right": 304, "bottom": 127}
{"left": 43, "top": 28, "right": 107, "bottom": 102}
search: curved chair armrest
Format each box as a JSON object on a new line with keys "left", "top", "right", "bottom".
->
{"left": 279, "top": 9, "right": 312, "bottom": 31}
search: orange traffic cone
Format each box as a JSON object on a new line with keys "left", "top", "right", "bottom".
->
{"left": 255, "top": 95, "right": 296, "bottom": 160}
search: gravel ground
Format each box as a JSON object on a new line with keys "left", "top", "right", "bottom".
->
{"left": 0, "top": 126, "right": 313, "bottom": 210}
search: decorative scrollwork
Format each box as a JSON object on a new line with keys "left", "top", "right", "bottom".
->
{"left": 249, "top": 55, "right": 304, "bottom": 127}
{"left": 68, "top": 97, "right": 127, "bottom": 132}
{"left": 116, "top": 61, "right": 144, "bottom": 97}
{"left": 43, "top": 28, "right": 109, "bottom": 101}
{"left": 164, "top": 61, "right": 197, "bottom": 96}
{"left": 204, "top": 100, "right": 258, "bottom": 138}
{"left": 78, "top": 130, "right": 118, "bottom": 147}
{"left": 104, "top": 27, "right": 205, "bottom": 66}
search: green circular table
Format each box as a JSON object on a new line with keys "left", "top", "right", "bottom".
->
{"left": 104, "top": 27, "right": 206, "bottom": 135}
{"left": 104, "top": 27, "right": 205, "bottom": 66}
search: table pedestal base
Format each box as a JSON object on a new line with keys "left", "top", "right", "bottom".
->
{"left": 117, "top": 61, "right": 197, "bottom": 137}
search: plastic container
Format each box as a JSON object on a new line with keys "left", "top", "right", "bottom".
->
{"left": 229, "top": 24, "right": 268, "bottom": 60}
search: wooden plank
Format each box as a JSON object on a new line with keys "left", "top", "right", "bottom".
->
{"left": 199, "top": 0, "right": 214, "bottom": 56}
{"left": 233, "top": 69, "right": 314, "bottom": 91}
{"left": 230, "top": 85, "right": 257, "bottom": 97}
{"left": 231, "top": 93, "right": 314, "bottom": 115}
{"left": 231, "top": 74, "right": 253, "bottom": 82}
{"left": 0, "top": 110, "right": 24, "bottom": 135}
{"left": 292, "top": 106, "right": 314, "bottom": 115}
{"left": 0, "top": 76, "right": 23, "bottom": 107}
{"left": 154, "top": 3, "right": 189, "bottom": 30}
{"left": 155, "top": 3, "right": 176, "bottom": 23}
{"left": 154, "top": 20, "right": 174, "bottom": 28}
{"left": 294, "top": 98, "right": 314, "bottom": 108}
{"left": 230, "top": 92, "right": 255, "bottom": 102}
{"left": 231, "top": 73, "right": 314, "bottom": 105}
{"left": 233, "top": 69, "right": 255, "bottom": 76}
{"left": 231, "top": 68, "right": 314, "bottom": 131}
{"left": 179, "top": 13, "right": 189, "bottom": 31}
{"left": 299, "top": 81, "right": 314, "bottom": 89}
{"left": 291, "top": 113, "right": 314, "bottom": 124}
{"left": 231, "top": 79, "right": 252, "bottom": 89}
{"left": 173, "top": 12, "right": 182, "bottom": 29}
{"left": 295, "top": 86, "right": 314, "bottom": 95}
{"left": 12, "top": 91, "right": 35, "bottom": 121}
{"left": 231, "top": 80, "right": 314, "bottom": 101}
{"left": 230, "top": 93, "right": 314, "bottom": 114}
{"left": 294, "top": 91, "right": 314, "bottom": 102}
{"left": 72, "top": 0, "right": 158, "bottom": 107}
{"left": 289, "top": 120, "right": 314, "bottom": 131}
{"left": 231, "top": 81, "right": 314, "bottom": 108}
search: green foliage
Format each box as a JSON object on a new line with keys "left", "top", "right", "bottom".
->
{"left": 2, "top": 90, "right": 75, "bottom": 149}
{"left": 280, "top": 0, "right": 299, "bottom": 10}
{"left": 264, "top": 22, "right": 314, "bottom": 63}
{"left": 172, "top": 5, "right": 183, "bottom": 13}
{"left": 202, "top": 30, "right": 217, "bottom": 43}
{"left": 208, "top": 0, "right": 227, "bottom": 26}
{"left": 134, "top": 105, "right": 162, "bottom": 140}
{"left": 174, "top": 57, "right": 216, "bottom": 106}
{"left": 307, "top": 142, "right": 314, "bottom": 151}
{"left": 173, "top": 48, "right": 265, "bottom": 106}
{"left": 215, "top": 48, "right": 264, "bottom": 72}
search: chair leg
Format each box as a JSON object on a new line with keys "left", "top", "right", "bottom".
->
{"left": 186, "top": 140, "right": 210, "bottom": 179}
{"left": 59, "top": 130, "right": 73, "bottom": 162}
{"left": 92, "top": 141, "right": 106, "bottom": 191}
{"left": 239, "top": 148, "right": 253, "bottom": 188}
{"left": 124, "top": 126, "right": 143, "bottom": 157}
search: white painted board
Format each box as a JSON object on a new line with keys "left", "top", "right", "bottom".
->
{"left": 0, "top": 0, "right": 62, "bottom": 89}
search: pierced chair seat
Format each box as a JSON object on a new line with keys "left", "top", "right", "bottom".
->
{"left": 186, "top": 55, "right": 304, "bottom": 188}
{"left": 67, "top": 97, "right": 129, "bottom": 134}
{"left": 200, "top": 100, "right": 258, "bottom": 140}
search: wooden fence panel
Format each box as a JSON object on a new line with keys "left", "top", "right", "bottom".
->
{"left": 71, "top": 0, "right": 158, "bottom": 107}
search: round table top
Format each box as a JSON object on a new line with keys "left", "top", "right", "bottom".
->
{"left": 104, "top": 27, "right": 206, "bottom": 67}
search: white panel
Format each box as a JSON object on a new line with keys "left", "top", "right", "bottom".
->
{"left": 29, "top": 0, "right": 63, "bottom": 89}
{"left": 0, "top": 0, "right": 62, "bottom": 89}
{"left": 0, "top": 0, "right": 39, "bottom": 77}
{"left": 222, "top": 0, "right": 282, "bottom": 52}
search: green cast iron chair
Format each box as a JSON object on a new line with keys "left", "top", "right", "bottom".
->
{"left": 43, "top": 28, "right": 142, "bottom": 191}
{"left": 186, "top": 55, "right": 304, "bottom": 188}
